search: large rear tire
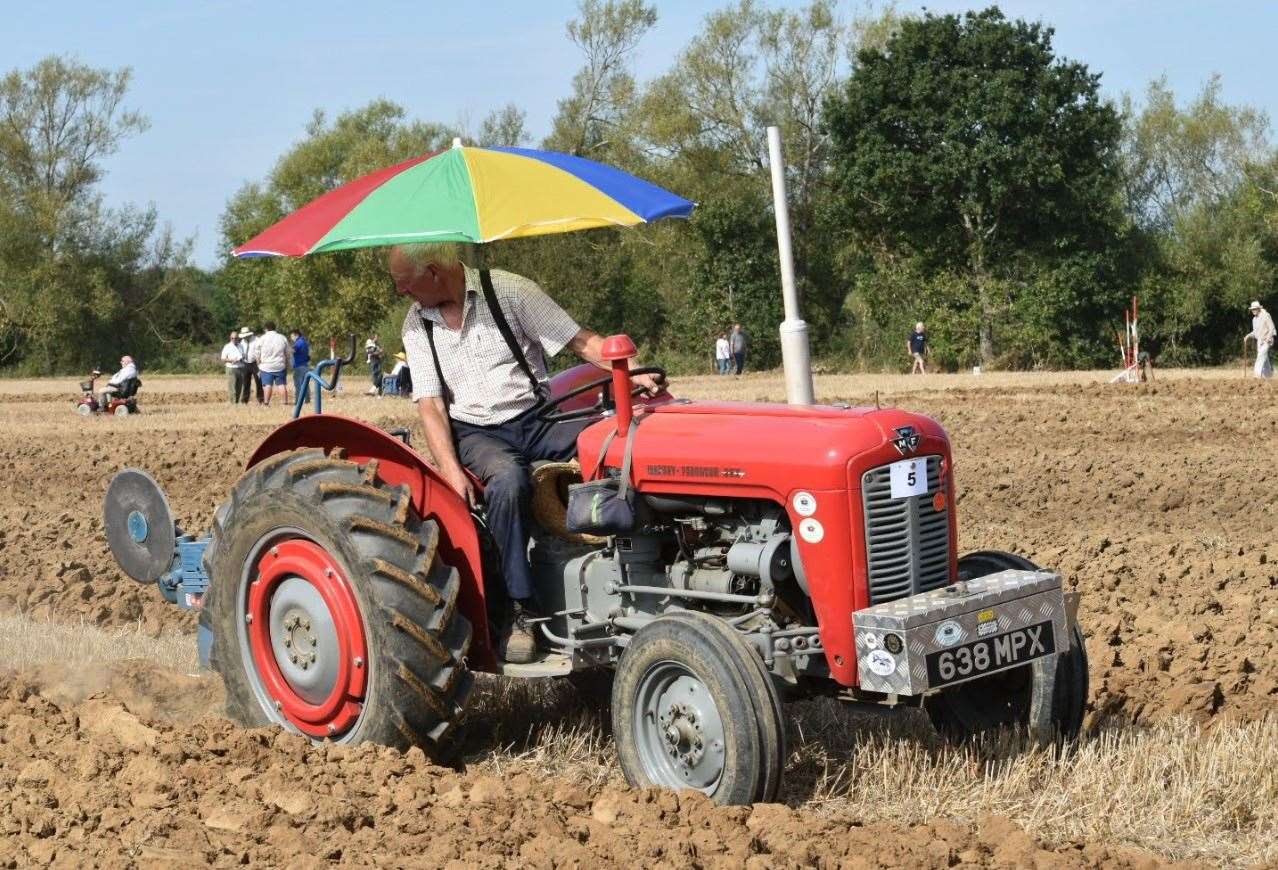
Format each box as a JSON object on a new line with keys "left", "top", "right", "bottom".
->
{"left": 612, "top": 612, "right": 784, "bottom": 805}
{"left": 925, "top": 550, "right": 1088, "bottom": 742}
{"left": 202, "top": 448, "right": 472, "bottom": 750}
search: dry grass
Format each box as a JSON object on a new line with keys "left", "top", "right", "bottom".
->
{"left": 0, "top": 613, "right": 196, "bottom": 674}
{"left": 463, "top": 676, "right": 1277, "bottom": 867}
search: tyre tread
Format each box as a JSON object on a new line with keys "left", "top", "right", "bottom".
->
{"left": 205, "top": 448, "right": 472, "bottom": 754}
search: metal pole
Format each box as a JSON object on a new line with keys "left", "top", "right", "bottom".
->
{"left": 766, "top": 126, "right": 814, "bottom": 406}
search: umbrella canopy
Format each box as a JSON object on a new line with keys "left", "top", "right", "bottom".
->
{"left": 234, "top": 143, "right": 694, "bottom": 258}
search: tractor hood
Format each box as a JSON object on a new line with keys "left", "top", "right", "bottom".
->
{"left": 581, "top": 399, "right": 951, "bottom": 500}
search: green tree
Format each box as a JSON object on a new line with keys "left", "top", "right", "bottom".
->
{"left": 544, "top": 0, "right": 656, "bottom": 158}
{"left": 0, "top": 56, "right": 201, "bottom": 372}
{"left": 826, "top": 8, "right": 1127, "bottom": 365}
{"left": 1121, "top": 77, "right": 1276, "bottom": 362}
{"left": 477, "top": 103, "right": 528, "bottom": 147}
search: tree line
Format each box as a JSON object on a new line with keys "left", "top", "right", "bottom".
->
{"left": 3, "top": 3, "right": 1276, "bottom": 375}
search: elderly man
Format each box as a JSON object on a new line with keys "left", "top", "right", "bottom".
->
{"left": 100, "top": 355, "right": 138, "bottom": 408}
{"left": 1245, "top": 300, "right": 1275, "bottom": 379}
{"left": 392, "top": 242, "right": 664, "bottom": 662}
{"left": 220, "top": 330, "right": 246, "bottom": 403}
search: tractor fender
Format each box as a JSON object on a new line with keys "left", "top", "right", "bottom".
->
{"left": 246, "top": 414, "right": 494, "bottom": 670}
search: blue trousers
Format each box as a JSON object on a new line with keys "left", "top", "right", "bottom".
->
{"left": 453, "top": 408, "right": 591, "bottom": 602}
{"left": 293, "top": 365, "right": 310, "bottom": 404}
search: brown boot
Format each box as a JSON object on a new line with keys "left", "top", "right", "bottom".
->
{"left": 499, "top": 601, "right": 538, "bottom": 664}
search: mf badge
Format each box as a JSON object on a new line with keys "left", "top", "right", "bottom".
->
{"left": 892, "top": 425, "right": 921, "bottom": 456}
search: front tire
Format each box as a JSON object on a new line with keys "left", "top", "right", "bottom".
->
{"left": 612, "top": 612, "right": 784, "bottom": 805}
{"left": 926, "top": 550, "right": 1088, "bottom": 742}
{"left": 203, "top": 448, "right": 472, "bottom": 750}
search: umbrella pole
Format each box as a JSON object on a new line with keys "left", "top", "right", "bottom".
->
{"left": 766, "top": 126, "right": 814, "bottom": 406}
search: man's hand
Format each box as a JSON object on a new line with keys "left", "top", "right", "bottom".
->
{"left": 632, "top": 371, "right": 667, "bottom": 397}
{"left": 442, "top": 464, "right": 477, "bottom": 507}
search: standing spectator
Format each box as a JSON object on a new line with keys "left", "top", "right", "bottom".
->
{"left": 714, "top": 332, "right": 731, "bottom": 374}
{"left": 365, "top": 336, "right": 384, "bottom": 395}
{"left": 290, "top": 328, "right": 311, "bottom": 405}
{"left": 730, "top": 323, "right": 748, "bottom": 376}
{"left": 236, "top": 328, "right": 261, "bottom": 404}
{"left": 389, "top": 351, "right": 412, "bottom": 396}
{"left": 220, "top": 330, "right": 246, "bottom": 403}
{"left": 253, "top": 321, "right": 290, "bottom": 406}
{"left": 908, "top": 321, "right": 929, "bottom": 374}
{"left": 1244, "top": 300, "right": 1275, "bottom": 379}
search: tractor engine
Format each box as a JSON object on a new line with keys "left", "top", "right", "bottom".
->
{"left": 532, "top": 495, "right": 813, "bottom": 671}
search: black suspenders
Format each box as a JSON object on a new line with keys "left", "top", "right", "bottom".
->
{"left": 420, "top": 268, "right": 546, "bottom": 416}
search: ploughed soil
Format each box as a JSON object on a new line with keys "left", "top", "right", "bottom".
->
{"left": 0, "top": 665, "right": 1191, "bottom": 868}
{"left": 0, "top": 373, "right": 1272, "bottom": 865}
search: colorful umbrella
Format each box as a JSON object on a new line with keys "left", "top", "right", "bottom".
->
{"left": 233, "top": 142, "right": 694, "bottom": 258}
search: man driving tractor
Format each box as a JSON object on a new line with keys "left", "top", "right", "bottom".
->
{"left": 390, "top": 242, "right": 666, "bottom": 663}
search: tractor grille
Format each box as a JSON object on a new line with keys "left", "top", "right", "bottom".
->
{"left": 861, "top": 455, "right": 950, "bottom": 605}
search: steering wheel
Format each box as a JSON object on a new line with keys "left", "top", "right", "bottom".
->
{"left": 537, "top": 366, "right": 668, "bottom": 424}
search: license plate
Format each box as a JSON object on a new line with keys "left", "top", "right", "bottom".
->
{"left": 925, "top": 620, "right": 1056, "bottom": 687}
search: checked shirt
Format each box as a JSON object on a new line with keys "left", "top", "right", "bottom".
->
{"left": 401, "top": 266, "right": 581, "bottom": 426}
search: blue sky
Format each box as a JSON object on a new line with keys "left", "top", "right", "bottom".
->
{"left": 7, "top": 1, "right": 1275, "bottom": 267}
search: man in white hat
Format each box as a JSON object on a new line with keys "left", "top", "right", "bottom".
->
{"left": 1244, "top": 301, "right": 1275, "bottom": 379}
{"left": 237, "top": 327, "right": 262, "bottom": 403}
{"left": 220, "top": 329, "right": 246, "bottom": 403}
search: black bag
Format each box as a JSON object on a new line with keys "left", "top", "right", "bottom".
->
{"left": 566, "top": 416, "right": 640, "bottom": 536}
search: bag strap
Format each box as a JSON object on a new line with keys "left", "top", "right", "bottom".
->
{"left": 479, "top": 268, "right": 547, "bottom": 403}
{"left": 591, "top": 413, "right": 645, "bottom": 491}
{"left": 617, "top": 415, "right": 641, "bottom": 499}
{"left": 420, "top": 318, "right": 454, "bottom": 412}
{"left": 593, "top": 427, "right": 620, "bottom": 478}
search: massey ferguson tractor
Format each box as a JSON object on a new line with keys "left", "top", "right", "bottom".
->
{"left": 104, "top": 334, "right": 1087, "bottom": 805}
{"left": 100, "top": 136, "right": 1086, "bottom": 805}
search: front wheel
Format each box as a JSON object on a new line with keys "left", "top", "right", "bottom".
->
{"left": 611, "top": 612, "right": 784, "bottom": 805}
{"left": 925, "top": 550, "right": 1089, "bottom": 742}
{"left": 203, "top": 448, "right": 473, "bottom": 750}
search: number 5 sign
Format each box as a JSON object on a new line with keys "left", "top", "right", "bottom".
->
{"left": 889, "top": 458, "right": 928, "bottom": 500}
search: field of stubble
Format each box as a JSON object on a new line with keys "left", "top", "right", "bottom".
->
{"left": 0, "top": 367, "right": 1273, "bottom": 867}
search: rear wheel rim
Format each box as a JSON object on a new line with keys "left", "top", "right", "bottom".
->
{"left": 237, "top": 531, "right": 369, "bottom": 739}
{"left": 634, "top": 661, "right": 726, "bottom": 793}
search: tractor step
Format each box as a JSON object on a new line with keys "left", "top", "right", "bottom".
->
{"left": 495, "top": 651, "right": 574, "bottom": 679}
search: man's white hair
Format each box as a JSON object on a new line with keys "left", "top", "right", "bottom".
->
{"left": 392, "top": 242, "right": 471, "bottom": 276}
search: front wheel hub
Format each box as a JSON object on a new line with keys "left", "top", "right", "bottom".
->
{"left": 243, "top": 538, "right": 367, "bottom": 738}
{"left": 637, "top": 666, "right": 725, "bottom": 791}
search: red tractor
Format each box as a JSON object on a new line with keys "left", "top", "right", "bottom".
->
{"left": 104, "top": 335, "right": 1087, "bottom": 805}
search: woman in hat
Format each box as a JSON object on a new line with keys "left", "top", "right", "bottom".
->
{"left": 388, "top": 351, "right": 411, "bottom": 396}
